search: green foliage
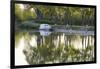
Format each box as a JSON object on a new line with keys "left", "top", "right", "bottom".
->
{"left": 15, "top": 4, "right": 23, "bottom": 21}
{"left": 15, "top": 4, "right": 37, "bottom": 22}
{"left": 15, "top": 4, "right": 95, "bottom": 26}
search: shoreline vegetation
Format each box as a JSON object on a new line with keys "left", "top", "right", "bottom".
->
{"left": 15, "top": 4, "right": 95, "bottom": 30}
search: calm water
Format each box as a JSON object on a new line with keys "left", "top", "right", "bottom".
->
{"left": 15, "top": 29, "right": 95, "bottom": 65}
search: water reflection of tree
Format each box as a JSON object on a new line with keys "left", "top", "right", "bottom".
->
{"left": 15, "top": 31, "right": 28, "bottom": 48}
{"left": 21, "top": 32, "right": 94, "bottom": 64}
{"left": 81, "top": 35, "right": 94, "bottom": 61}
